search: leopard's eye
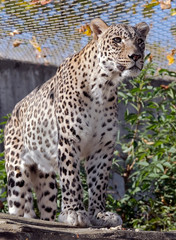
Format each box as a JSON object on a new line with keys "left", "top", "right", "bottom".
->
{"left": 113, "top": 37, "right": 121, "bottom": 43}
{"left": 138, "top": 38, "right": 144, "bottom": 44}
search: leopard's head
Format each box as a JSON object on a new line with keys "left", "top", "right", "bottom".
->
{"left": 90, "top": 18, "right": 149, "bottom": 78}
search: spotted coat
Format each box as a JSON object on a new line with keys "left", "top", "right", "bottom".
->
{"left": 4, "top": 18, "right": 149, "bottom": 227}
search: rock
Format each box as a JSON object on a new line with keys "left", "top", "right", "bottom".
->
{"left": 0, "top": 213, "right": 175, "bottom": 240}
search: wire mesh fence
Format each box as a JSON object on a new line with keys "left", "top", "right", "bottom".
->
{"left": 0, "top": 0, "right": 176, "bottom": 71}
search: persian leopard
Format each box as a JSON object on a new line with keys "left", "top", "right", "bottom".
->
{"left": 4, "top": 18, "right": 149, "bottom": 227}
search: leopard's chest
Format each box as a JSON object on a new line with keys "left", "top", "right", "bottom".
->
{"left": 72, "top": 102, "right": 118, "bottom": 159}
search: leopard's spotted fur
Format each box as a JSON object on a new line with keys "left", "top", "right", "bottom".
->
{"left": 4, "top": 18, "right": 149, "bottom": 227}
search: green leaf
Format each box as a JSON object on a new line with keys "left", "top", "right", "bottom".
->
{"left": 156, "top": 163, "right": 164, "bottom": 172}
{"left": 139, "top": 153, "right": 147, "bottom": 160}
{"left": 133, "top": 187, "right": 141, "bottom": 194}
{"left": 118, "top": 91, "right": 127, "bottom": 99}
{"left": 138, "top": 161, "right": 149, "bottom": 167}
{"left": 160, "top": 175, "right": 170, "bottom": 179}
{"left": 168, "top": 89, "right": 174, "bottom": 99}
{"left": 123, "top": 145, "right": 133, "bottom": 153}
{"left": 168, "top": 146, "right": 176, "bottom": 153}
{"left": 148, "top": 173, "right": 159, "bottom": 178}
{"left": 163, "top": 162, "right": 172, "bottom": 168}
{"left": 154, "top": 141, "right": 163, "bottom": 147}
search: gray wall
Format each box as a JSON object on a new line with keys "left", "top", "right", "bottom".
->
{"left": 0, "top": 59, "right": 57, "bottom": 118}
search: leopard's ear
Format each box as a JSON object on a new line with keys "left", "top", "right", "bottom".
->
{"left": 135, "top": 22, "right": 150, "bottom": 38}
{"left": 90, "top": 18, "right": 109, "bottom": 41}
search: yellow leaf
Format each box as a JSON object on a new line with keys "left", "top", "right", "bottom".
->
{"left": 171, "top": 12, "right": 176, "bottom": 16}
{"left": 171, "top": 8, "right": 176, "bottom": 16}
{"left": 143, "top": 0, "right": 160, "bottom": 9}
{"left": 84, "top": 26, "right": 91, "bottom": 36}
{"left": 78, "top": 24, "right": 92, "bottom": 36}
{"left": 29, "top": 36, "right": 42, "bottom": 52}
{"left": 167, "top": 54, "right": 175, "bottom": 65}
{"left": 131, "top": 3, "right": 137, "bottom": 14}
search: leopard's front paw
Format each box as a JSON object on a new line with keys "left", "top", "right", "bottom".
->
{"left": 58, "top": 210, "right": 91, "bottom": 227}
{"left": 90, "top": 211, "right": 122, "bottom": 227}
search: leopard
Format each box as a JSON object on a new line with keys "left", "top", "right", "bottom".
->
{"left": 4, "top": 18, "right": 149, "bottom": 227}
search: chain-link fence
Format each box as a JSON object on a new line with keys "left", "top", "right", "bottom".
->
{"left": 0, "top": 0, "right": 176, "bottom": 71}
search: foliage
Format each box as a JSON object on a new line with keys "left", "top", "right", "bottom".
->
{"left": 0, "top": 62, "right": 175, "bottom": 230}
{"left": 110, "top": 61, "right": 176, "bottom": 231}
{"left": 0, "top": 116, "right": 9, "bottom": 213}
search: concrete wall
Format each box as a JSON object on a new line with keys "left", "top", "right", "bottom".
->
{"left": 0, "top": 59, "right": 57, "bottom": 118}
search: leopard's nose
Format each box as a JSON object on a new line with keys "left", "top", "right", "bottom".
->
{"left": 128, "top": 54, "right": 141, "bottom": 62}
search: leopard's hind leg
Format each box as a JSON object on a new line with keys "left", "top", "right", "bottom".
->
{"left": 4, "top": 114, "right": 36, "bottom": 218}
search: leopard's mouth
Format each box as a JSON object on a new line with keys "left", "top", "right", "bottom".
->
{"left": 120, "top": 64, "right": 142, "bottom": 78}
{"left": 129, "top": 65, "right": 142, "bottom": 71}
{"left": 117, "top": 62, "right": 143, "bottom": 77}
{"left": 117, "top": 64, "right": 142, "bottom": 72}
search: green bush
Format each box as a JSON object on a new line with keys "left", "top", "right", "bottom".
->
{"left": 0, "top": 116, "right": 8, "bottom": 212}
{"left": 110, "top": 61, "right": 176, "bottom": 231}
{"left": 0, "top": 62, "right": 175, "bottom": 230}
